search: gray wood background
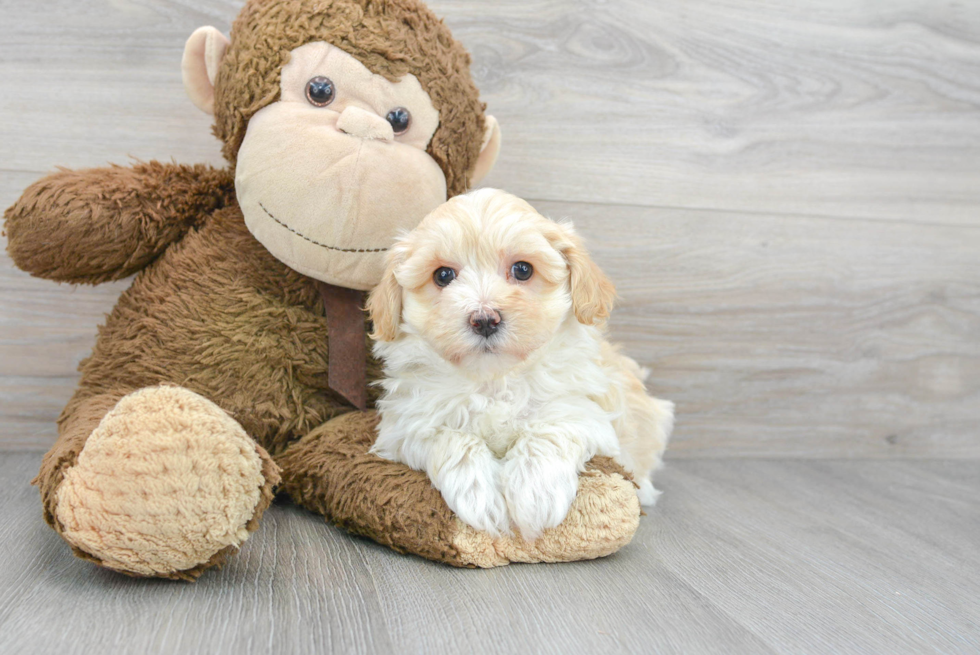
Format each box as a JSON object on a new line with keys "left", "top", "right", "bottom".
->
{"left": 2, "top": 0, "right": 978, "bottom": 457}
{"left": 1, "top": 2, "right": 979, "bottom": 653}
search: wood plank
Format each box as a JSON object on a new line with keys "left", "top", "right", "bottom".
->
{"left": 1, "top": 453, "right": 977, "bottom": 654}
{"left": 2, "top": 179, "right": 978, "bottom": 455}
{"left": 0, "top": 1, "right": 978, "bottom": 223}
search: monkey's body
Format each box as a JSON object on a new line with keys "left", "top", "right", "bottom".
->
{"left": 5, "top": 0, "right": 643, "bottom": 579}
{"left": 13, "top": 164, "right": 374, "bottom": 577}
{"left": 61, "top": 174, "right": 368, "bottom": 457}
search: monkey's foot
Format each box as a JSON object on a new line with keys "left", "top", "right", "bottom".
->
{"left": 53, "top": 386, "right": 280, "bottom": 579}
{"left": 451, "top": 458, "right": 641, "bottom": 567}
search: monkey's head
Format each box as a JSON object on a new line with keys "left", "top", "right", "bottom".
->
{"left": 181, "top": 0, "right": 501, "bottom": 290}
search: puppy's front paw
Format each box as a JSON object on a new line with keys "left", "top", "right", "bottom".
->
{"left": 502, "top": 456, "right": 579, "bottom": 541}
{"left": 438, "top": 462, "right": 509, "bottom": 537}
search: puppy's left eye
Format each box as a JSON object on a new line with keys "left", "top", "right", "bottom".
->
{"left": 511, "top": 261, "right": 533, "bottom": 281}
{"left": 434, "top": 266, "right": 456, "bottom": 287}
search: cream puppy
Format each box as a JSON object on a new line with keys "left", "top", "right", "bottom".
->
{"left": 367, "top": 189, "right": 673, "bottom": 540}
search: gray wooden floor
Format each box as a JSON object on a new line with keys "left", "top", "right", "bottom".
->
{"left": 2, "top": 1, "right": 979, "bottom": 653}
{"left": 1, "top": 453, "right": 977, "bottom": 654}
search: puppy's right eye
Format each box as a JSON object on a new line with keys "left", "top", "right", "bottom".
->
{"left": 434, "top": 267, "right": 456, "bottom": 287}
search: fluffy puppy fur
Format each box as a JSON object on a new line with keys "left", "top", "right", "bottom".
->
{"left": 367, "top": 189, "right": 673, "bottom": 539}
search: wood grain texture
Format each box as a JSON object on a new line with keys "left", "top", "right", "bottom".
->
{"left": 460, "top": 0, "right": 980, "bottom": 225}
{"left": 542, "top": 200, "right": 980, "bottom": 458}
{"left": 2, "top": 0, "right": 979, "bottom": 222}
{"left": 1, "top": 453, "right": 977, "bottom": 654}
{"left": 1, "top": 0, "right": 979, "bottom": 456}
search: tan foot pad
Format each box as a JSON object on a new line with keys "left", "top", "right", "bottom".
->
{"left": 55, "top": 386, "right": 273, "bottom": 577}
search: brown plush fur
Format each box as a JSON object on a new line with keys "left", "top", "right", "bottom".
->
{"left": 214, "top": 0, "right": 486, "bottom": 195}
{"left": 278, "top": 411, "right": 466, "bottom": 564}
{"left": 4, "top": 162, "right": 234, "bottom": 284}
{"left": 57, "top": 200, "right": 383, "bottom": 456}
{"left": 3, "top": 0, "right": 638, "bottom": 578}
{"left": 278, "top": 411, "right": 638, "bottom": 568}
{"left": 10, "top": 177, "right": 384, "bottom": 576}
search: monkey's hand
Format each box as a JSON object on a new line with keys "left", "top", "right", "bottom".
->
{"left": 4, "top": 161, "right": 234, "bottom": 284}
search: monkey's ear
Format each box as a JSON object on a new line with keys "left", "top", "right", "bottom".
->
{"left": 470, "top": 115, "right": 502, "bottom": 186}
{"left": 182, "top": 26, "right": 230, "bottom": 115}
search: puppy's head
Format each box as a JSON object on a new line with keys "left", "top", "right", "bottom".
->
{"left": 368, "top": 189, "right": 616, "bottom": 373}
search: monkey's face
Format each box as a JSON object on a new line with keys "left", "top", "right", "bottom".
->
{"left": 234, "top": 43, "right": 448, "bottom": 290}
{"left": 183, "top": 10, "right": 501, "bottom": 291}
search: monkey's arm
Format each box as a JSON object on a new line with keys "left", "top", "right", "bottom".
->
{"left": 4, "top": 161, "right": 234, "bottom": 284}
{"left": 278, "top": 411, "right": 640, "bottom": 568}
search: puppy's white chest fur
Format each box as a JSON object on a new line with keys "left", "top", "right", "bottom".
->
{"left": 371, "top": 319, "right": 616, "bottom": 466}
{"left": 460, "top": 380, "right": 539, "bottom": 457}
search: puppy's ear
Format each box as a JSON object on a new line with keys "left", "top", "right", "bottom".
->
{"left": 367, "top": 252, "right": 404, "bottom": 341}
{"left": 554, "top": 223, "right": 617, "bottom": 325}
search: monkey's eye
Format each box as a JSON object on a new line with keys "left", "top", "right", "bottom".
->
{"left": 305, "top": 77, "right": 335, "bottom": 107}
{"left": 386, "top": 107, "right": 411, "bottom": 134}
{"left": 511, "top": 261, "right": 534, "bottom": 282}
{"left": 433, "top": 267, "right": 456, "bottom": 287}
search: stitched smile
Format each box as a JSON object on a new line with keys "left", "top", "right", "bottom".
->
{"left": 259, "top": 202, "right": 389, "bottom": 253}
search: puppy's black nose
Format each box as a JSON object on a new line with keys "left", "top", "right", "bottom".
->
{"left": 469, "top": 311, "right": 501, "bottom": 338}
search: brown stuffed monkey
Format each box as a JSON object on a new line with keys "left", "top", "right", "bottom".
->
{"left": 3, "top": 0, "right": 640, "bottom": 579}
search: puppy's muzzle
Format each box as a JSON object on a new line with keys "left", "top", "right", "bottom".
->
{"left": 469, "top": 310, "right": 502, "bottom": 338}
